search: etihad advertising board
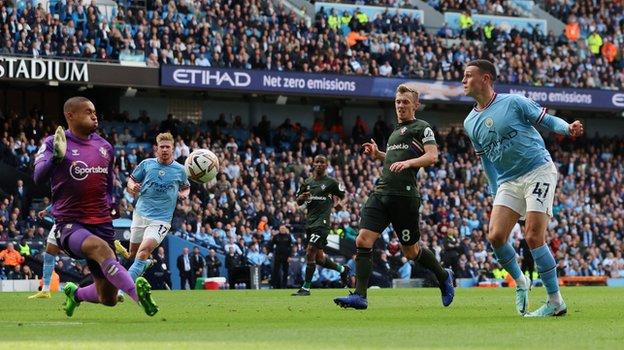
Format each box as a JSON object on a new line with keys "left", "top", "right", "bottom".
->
{"left": 161, "top": 65, "right": 624, "bottom": 111}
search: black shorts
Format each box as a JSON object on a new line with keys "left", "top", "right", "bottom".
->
{"left": 359, "top": 193, "right": 421, "bottom": 246}
{"left": 305, "top": 226, "right": 329, "bottom": 249}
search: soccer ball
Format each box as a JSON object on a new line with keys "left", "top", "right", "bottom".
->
{"left": 185, "top": 149, "right": 219, "bottom": 183}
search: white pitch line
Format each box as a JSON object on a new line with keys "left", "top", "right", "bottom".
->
{"left": 0, "top": 321, "right": 91, "bottom": 326}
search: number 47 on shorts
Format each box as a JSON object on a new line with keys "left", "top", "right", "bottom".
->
{"left": 532, "top": 182, "right": 550, "bottom": 199}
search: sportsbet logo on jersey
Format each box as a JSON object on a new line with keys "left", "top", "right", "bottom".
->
{"left": 387, "top": 143, "right": 410, "bottom": 151}
{"left": 69, "top": 161, "right": 108, "bottom": 181}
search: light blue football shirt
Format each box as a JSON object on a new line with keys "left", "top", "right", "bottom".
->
{"left": 464, "top": 93, "right": 570, "bottom": 194}
{"left": 131, "top": 158, "right": 189, "bottom": 223}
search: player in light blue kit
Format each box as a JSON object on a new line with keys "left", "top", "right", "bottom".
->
{"left": 462, "top": 60, "right": 584, "bottom": 317}
{"left": 28, "top": 204, "right": 58, "bottom": 299}
{"left": 117, "top": 132, "right": 190, "bottom": 295}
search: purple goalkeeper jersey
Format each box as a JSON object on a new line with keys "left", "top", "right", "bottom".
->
{"left": 33, "top": 130, "right": 115, "bottom": 225}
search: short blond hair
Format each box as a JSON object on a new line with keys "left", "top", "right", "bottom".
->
{"left": 156, "top": 132, "right": 174, "bottom": 144}
{"left": 396, "top": 84, "right": 419, "bottom": 102}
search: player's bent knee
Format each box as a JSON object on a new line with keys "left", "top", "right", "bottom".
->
{"left": 90, "top": 244, "right": 115, "bottom": 262}
{"left": 355, "top": 235, "right": 367, "bottom": 247}
{"left": 524, "top": 234, "right": 544, "bottom": 249}
{"left": 402, "top": 244, "right": 419, "bottom": 260}
{"left": 137, "top": 249, "right": 151, "bottom": 261}
{"left": 46, "top": 244, "right": 60, "bottom": 255}
{"left": 356, "top": 229, "right": 377, "bottom": 247}
{"left": 487, "top": 228, "right": 507, "bottom": 248}
{"left": 403, "top": 250, "right": 416, "bottom": 260}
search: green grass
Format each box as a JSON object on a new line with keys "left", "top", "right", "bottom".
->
{"left": 1, "top": 287, "right": 622, "bottom": 349}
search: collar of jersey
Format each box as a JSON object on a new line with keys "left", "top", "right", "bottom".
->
{"left": 66, "top": 130, "right": 95, "bottom": 143}
{"left": 397, "top": 118, "right": 417, "bottom": 127}
{"left": 473, "top": 93, "right": 498, "bottom": 112}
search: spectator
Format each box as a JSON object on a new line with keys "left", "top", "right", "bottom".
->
{"left": 176, "top": 247, "right": 193, "bottom": 290}
{"left": 271, "top": 225, "right": 292, "bottom": 289}
{"left": 206, "top": 248, "right": 221, "bottom": 278}
{"left": 565, "top": 18, "right": 580, "bottom": 42}
{"left": 13, "top": 180, "right": 29, "bottom": 216}
{"left": 587, "top": 31, "right": 603, "bottom": 56}
{"left": 225, "top": 246, "right": 244, "bottom": 289}
{"left": 152, "top": 246, "right": 172, "bottom": 290}
{"left": 0, "top": 243, "right": 25, "bottom": 272}
{"left": 191, "top": 246, "right": 205, "bottom": 288}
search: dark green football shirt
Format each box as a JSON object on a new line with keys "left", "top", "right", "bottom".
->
{"left": 297, "top": 176, "right": 345, "bottom": 229}
{"left": 375, "top": 119, "right": 437, "bottom": 197}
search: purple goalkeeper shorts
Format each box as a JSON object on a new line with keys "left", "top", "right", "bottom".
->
{"left": 56, "top": 221, "right": 116, "bottom": 279}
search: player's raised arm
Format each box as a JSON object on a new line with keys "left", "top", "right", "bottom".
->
{"left": 127, "top": 160, "right": 147, "bottom": 196}
{"left": 389, "top": 125, "right": 438, "bottom": 173}
{"left": 296, "top": 182, "right": 310, "bottom": 206}
{"left": 332, "top": 181, "right": 347, "bottom": 209}
{"left": 362, "top": 138, "right": 385, "bottom": 161}
{"left": 178, "top": 165, "right": 191, "bottom": 200}
{"left": 33, "top": 126, "right": 66, "bottom": 184}
{"left": 389, "top": 143, "right": 438, "bottom": 172}
{"left": 37, "top": 204, "right": 53, "bottom": 219}
{"left": 178, "top": 186, "right": 190, "bottom": 200}
{"left": 515, "top": 95, "right": 584, "bottom": 136}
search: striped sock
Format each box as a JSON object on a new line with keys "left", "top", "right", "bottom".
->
{"left": 101, "top": 258, "right": 138, "bottom": 302}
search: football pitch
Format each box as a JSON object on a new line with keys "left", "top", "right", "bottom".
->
{"left": 1, "top": 287, "right": 622, "bottom": 349}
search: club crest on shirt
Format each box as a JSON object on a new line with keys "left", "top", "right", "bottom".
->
{"left": 400, "top": 126, "right": 407, "bottom": 135}
{"left": 99, "top": 147, "right": 108, "bottom": 158}
{"left": 485, "top": 118, "right": 494, "bottom": 128}
{"left": 159, "top": 170, "right": 165, "bottom": 177}
{"left": 321, "top": 184, "right": 326, "bottom": 190}
{"left": 71, "top": 149, "right": 80, "bottom": 156}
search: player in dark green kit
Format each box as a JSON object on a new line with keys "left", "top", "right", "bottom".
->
{"left": 292, "top": 155, "right": 350, "bottom": 296}
{"left": 334, "top": 84, "right": 455, "bottom": 309}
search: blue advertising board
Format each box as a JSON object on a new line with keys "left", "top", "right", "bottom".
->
{"left": 160, "top": 65, "right": 624, "bottom": 110}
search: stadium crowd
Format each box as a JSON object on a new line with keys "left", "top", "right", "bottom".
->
{"left": 0, "top": 0, "right": 622, "bottom": 89}
{"left": 1, "top": 108, "right": 623, "bottom": 288}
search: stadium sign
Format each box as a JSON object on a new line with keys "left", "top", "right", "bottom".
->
{"left": 0, "top": 56, "right": 160, "bottom": 88}
{"left": 0, "top": 56, "right": 88, "bottom": 82}
{"left": 161, "top": 65, "right": 624, "bottom": 110}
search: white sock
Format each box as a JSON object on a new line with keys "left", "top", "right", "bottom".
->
{"left": 42, "top": 285, "right": 50, "bottom": 292}
{"left": 548, "top": 291, "right": 563, "bottom": 305}
{"left": 515, "top": 275, "right": 528, "bottom": 289}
